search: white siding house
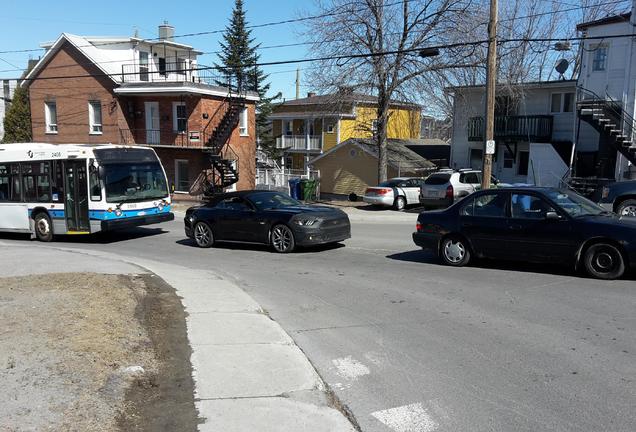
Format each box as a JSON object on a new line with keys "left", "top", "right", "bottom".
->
{"left": 449, "top": 80, "right": 576, "bottom": 185}
{"left": 575, "top": 10, "right": 636, "bottom": 181}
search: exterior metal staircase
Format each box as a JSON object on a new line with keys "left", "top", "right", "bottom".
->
{"left": 202, "top": 97, "right": 246, "bottom": 195}
{"left": 577, "top": 88, "right": 636, "bottom": 168}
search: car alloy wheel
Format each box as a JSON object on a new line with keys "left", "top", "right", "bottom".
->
{"left": 271, "top": 224, "right": 295, "bottom": 253}
{"left": 394, "top": 196, "right": 406, "bottom": 211}
{"left": 34, "top": 213, "right": 53, "bottom": 242}
{"left": 584, "top": 243, "right": 625, "bottom": 280}
{"left": 618, "top": 200, "right": 636, "bottom": 217}
{"left": 441, "top": 236, "right": 471, "bottom": 267}
{"left": 194, "top": 222, "right": 214, "bottom": 248}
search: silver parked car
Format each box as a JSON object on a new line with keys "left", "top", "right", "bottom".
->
{"left": 419, "top": 169, "right": 503, "bottom": 208}
{"left": 363, "top": 177, "right": 426, "bottom": 210}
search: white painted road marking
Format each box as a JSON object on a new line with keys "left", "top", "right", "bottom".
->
{"left": 332, "top": 356, "right": 371, "bottom": 381}
{"left": 371, "top": 403, "right": 439, "bottom": 432}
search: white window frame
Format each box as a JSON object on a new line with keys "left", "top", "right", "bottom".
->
{"left": 44, "top": 101, "right": 57, "bottom": 134}
{"left": 550, "top": 93, "right": 562, "bottom": 113}
{"left": 88, "top": 101, "right": 102, "bottom": 135}
{"left": 239, "top": 107, "right": 248, "bottom": 136}
{"left": 326, "top": 122, "right": 335, "bottom": 133}
{"left": 550, "top": 92, "right": 575, "bottom": 114}
{"left": 172, "top": 102, "right": 187, "bottom": 133}
{"left": 592, "top": 44, "right": 608, "bottom": 72}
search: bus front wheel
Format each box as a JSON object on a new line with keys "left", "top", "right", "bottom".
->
{"left": 34, "top": 212, "right": 54, "bottom": 242}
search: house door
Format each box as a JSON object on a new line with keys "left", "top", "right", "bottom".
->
{"left": 145, "top": 102, "right": 160, "bottom": 144}
{"left": 63, "top": 160, "right": 90, "bottom": 232}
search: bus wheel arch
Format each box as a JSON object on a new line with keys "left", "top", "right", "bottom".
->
{"left": 31, "top": 208, "right": 54, "bottom": 242}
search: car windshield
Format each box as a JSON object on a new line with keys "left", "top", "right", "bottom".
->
{"left": 425, "top": 174, "right": 451, "bottom": 185}
{"left": 544, "top": 189, "right": 606, "bottom": 217}
{"left": 378, "top": 180, "right": 402, "bottom": 187}
{"left": 103, "top": 162, "right": 168, "bottom": 203}
{"left": 248, "top": 192, "right": 301, "bottom": 210}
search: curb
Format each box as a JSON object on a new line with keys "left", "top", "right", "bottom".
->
{"left": 0, "top": 242, "right": 357, "bottom": 432}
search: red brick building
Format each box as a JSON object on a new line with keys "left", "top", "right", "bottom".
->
{"left": 23, "top": 25, "right": 258, "bottom": 196}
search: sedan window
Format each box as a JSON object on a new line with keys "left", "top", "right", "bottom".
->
{"left": 216, "top": 197, "right": 251, "bottom": 211}
{"left": 511, "top": 194, "right": 554, "bottom": 219}
{"left": 461, "top": 192, "right": 507, "bottom": 217}
{"left": 249, "top": 192, "right": 300, "bottom": 210}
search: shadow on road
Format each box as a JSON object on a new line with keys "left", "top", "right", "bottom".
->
{"left": 0, "top": 227, "right": 168, "bottom": 245}
{"left": 176, "top": 238, "right": 345, "bottom": 254}
{"left": 387, "top": 249, "right": 636, "bottom": 281}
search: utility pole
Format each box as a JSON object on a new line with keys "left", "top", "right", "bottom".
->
{"left": 481, "top": 0, "right": 498, "bottom": 189}
{"left": 295, "top": 68, "right": 300, "bottom": 100}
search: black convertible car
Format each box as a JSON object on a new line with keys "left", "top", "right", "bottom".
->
{"left": 184, "top": 190, "right": 351, "bottom": 253}
{"left": 413, "top": 187, "right": 636, "bottom": 280}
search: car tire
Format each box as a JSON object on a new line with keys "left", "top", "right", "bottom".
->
{"left": 193, "top": 221, "right": 215, "bottom": 248}
{"left": 440, "top": 235, "right": 471, "bottom": 267}
{"left": 583, "top": 243, "right": 625, "bottom": 280}
{"left": 394, "top": 196, "right": 406, "bottom": 211}
{"left": 271, "top": 224, "right": 296, "bottom": 253}
{"left": 617, "top": 199, "right": 636, "bottom": 217}
{"left": 34, "top": 212, "right": 54, "bottom": 242}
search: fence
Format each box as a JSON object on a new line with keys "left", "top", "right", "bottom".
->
{"left": 256, "top": 168, "right": 320, "bottom": 199}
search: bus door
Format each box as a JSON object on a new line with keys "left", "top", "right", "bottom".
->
{"left": 63, "top": 160, "right": 90, "bottom": 232}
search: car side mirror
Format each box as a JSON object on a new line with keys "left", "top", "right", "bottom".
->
{"left": 545, "top": 211, "right": 561, "bottom": 221}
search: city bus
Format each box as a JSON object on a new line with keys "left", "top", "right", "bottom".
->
{"left": 0, "top": 143, "right": 174, "bottom": 241}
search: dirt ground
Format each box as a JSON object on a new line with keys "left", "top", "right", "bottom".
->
{"left": 0, "top": 272, "right": 197, "bottom": 432}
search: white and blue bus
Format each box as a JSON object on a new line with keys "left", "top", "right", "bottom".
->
{"left": 0, "top": 143, "right": 174, "bottom": 241}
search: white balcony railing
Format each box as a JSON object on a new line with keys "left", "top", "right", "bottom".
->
{"left": 276, "top": 135, "right": 322, "bottom": 151}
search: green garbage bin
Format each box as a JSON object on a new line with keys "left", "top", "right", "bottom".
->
{"left": 303, "top": 179, "right": 318, "bottom": 201}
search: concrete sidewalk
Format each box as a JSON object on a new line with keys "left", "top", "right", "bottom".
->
{"left": 0, "top": 243, "right": 356, "bottom": 432}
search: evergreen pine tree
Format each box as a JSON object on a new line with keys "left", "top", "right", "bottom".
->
{"left": 2, "top": 85, "right": 32, "bottom": 143}
{"left": 216, "top": 0, "right": 281, "bottom": 159}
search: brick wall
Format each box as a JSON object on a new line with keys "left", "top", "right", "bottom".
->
{"left": 29, "top": 42, "right": 124, "bottom": 145}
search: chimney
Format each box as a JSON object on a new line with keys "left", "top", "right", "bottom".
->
{"left": 158, "top": 21, "right": 174, "bottom": 41}
{"left": 307, "top": 92, "right": 316, "bottom": 98}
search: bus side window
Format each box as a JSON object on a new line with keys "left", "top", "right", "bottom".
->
{"left": 9, "top": 164, "right": 21, "bottom": 202}
{"left": 51, "top": 161, "right": 63, "bottom": 202}
{"left": 0, "top": 164, "right": 9, "bottom": 201}
{"left": 89, "top": 168, "right": 102, "bottom": 201}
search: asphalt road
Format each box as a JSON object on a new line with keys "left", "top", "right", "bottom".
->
{"left": 3, "top": 213, "right": 635, "bottom": 432}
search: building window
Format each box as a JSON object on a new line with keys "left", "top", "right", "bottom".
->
{"left": 371, "top": 119, "right": 379, "bottom": 134}
{"left": 326, "top": 122, "right": 335, "bottom": 133}
{"left": 158, "top": 57, "right": 167, "bottom": 77}
{"left": 469, "top": 148, "right": 483, "bottom": 170}
{"left": 518, "top": 151, "right": 530, "bottom": 176}
{"left": 592, "top": 45, "right": 608, "bottom": 72}
{"left": 175, "top": 159, "right": 189, "bottom": 193}
{"left": 139, "top": 52, "right": 149, "bottom": 82}
{"left": 503, "top": 149, "right": 515, "bottom": 169}
{"left": 563, "top": 93, "right": 574, "bottom": 112}
{"left": 550, "top": 93, "right": 562, "bottom": 113}
{"left": 173, "top": 102, "right": 187, "bottom": 133}
{"left": 284, "top": 120, "right": 293, "bottom": 136}
{"left": 88, "top": 101, "right": 102, "bottom": 134}
{"left": 44, "top": 101, "right": 57, "bottom": 133}
{"left": 239, "top": 107, "right": 248, "bottom": 136}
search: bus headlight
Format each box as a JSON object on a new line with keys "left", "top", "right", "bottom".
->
{"left": 157, "top": 201, "right": 165, "bottom": 211}
{"left": 114, "top": 208, "right": 123, "bottom": 217}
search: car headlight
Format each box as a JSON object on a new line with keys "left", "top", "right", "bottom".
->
{"left": 294, "top": 218, "right": 319, "bottom": 226}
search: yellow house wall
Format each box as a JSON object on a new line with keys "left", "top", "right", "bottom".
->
{"left": 340, "top": 106, "right": 420, "bottom": 142}
{"left": 312, "top": 144, "right": 399, "bottom": 196}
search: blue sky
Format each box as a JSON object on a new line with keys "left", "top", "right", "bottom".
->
{"left": 0, "top": 0, "right": 313, "bottom": 99}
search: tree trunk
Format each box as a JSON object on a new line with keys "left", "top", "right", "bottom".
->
{"left": 377, "top": 85, "right": 391, "bottom": 183}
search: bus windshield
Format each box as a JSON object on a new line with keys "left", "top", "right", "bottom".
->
{"left": 103, "top": 162, "right": 168, "bottom": 203}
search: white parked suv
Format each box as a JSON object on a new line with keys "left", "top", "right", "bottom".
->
{"left": 419, "top": 169, "right": 502, "bottom": 208}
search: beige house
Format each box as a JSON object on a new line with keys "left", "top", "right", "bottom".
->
{"left": 310, "top": 138, "right": 435, "bottom": 196}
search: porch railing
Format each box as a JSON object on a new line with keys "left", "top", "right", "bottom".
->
{"left": 275, "top": 135, "right": 322, "bottom": 151}
{"left": 468, "top": 115, "right": 553, "bottom": 142}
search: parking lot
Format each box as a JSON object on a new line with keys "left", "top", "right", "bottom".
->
{"left": 2, "top": 210, "right": 634, "bottom": 432}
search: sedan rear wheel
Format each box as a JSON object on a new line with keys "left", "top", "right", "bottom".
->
{"left": 271, "top": 224, "right": 295, "bottom": 253}
{"left": 440, "top": 236, "right": 471, "bottom": 267}
{"left": 194, "top": 222, "right": 214, "bottom": 248}
{"left": 394, "top": 196, "right": 406, "bottom": 211}
{"left": 583, "top": 243, "right": 625, "bottom": 280}
{"left": 617, "top": 199, "right": 636, "bottom": 217}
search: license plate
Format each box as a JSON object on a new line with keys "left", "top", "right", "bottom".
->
{"left": 424, "top": 189, "right": 439, "bottom": 198}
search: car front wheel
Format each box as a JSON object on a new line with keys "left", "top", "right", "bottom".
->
{"left": 583, "top": 243, "right": 625, "bottom": 280}
{"left": 271, "top": 224, "right": 295, "bottom": 253}
{"left": 394, "top": 196, "right": 406, "bottom": 211}
{"left": 440, "top": 236, "right": 471, "bottom": 267}
{"left": 617, "top": 199, "right": 636, "bottom": 217}
{"left": 193, "top": 221, "right": 214, "bottom": 248}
